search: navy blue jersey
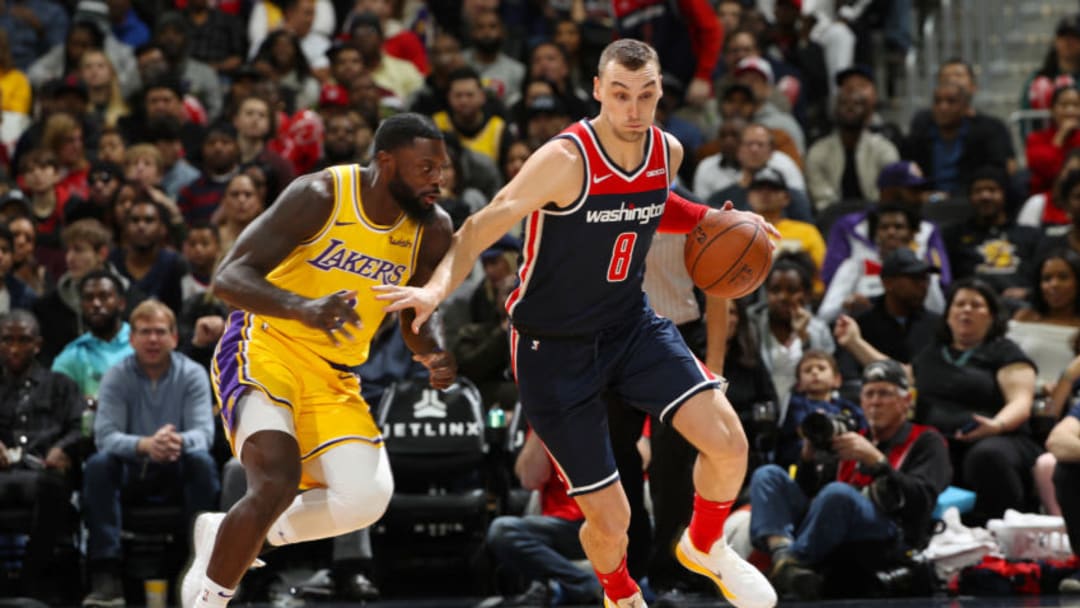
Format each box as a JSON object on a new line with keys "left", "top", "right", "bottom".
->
{"left": 506, "top": 119, "right": 671, "bottom": 335}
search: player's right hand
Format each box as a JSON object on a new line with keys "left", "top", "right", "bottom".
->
{"left": 372, "top": 285, "right": 440, "bottom": 334}
{"left": 299, "top": 290, "right": 362, "bottom": 346}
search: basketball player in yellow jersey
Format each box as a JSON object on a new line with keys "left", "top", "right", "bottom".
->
{"left": 179, "top": 113, "right": 457, "bottom": 608}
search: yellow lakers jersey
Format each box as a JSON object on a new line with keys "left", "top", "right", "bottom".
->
{"left": 263, "top": 164, "right": 423, "bottom": 366}
{"left": 432, "top": 111, "right": 505, "bottom": 163}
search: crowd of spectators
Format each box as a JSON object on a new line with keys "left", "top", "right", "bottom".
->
{"left": 8, "top": 0, "right": 1080, "bottom": 604}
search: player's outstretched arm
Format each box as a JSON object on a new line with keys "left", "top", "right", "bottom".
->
{"left": 376, "top": 138, "right": 584, "bottom": 332}
{"left": 212, "top": 172, "right": 361, "bottom": 339}
{"left": 401, "top": 205, "right": 457, "bottom": 389}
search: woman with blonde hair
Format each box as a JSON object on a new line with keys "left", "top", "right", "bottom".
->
{"left": 42, "top": 112, "right": 90, "bottom": 198}
{"left": 80, "top": 49, "right": 130, "bottom": 128}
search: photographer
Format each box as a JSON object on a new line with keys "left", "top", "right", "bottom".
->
{"left": 748, "top": 360, "right": 952, "bottom": 601}
{"left": 0, "top": 310, "right": 84, "bottom": 600}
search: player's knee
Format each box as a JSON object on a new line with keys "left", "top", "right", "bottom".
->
{"left": 333, "top": 452, "right": 394, "bottom": 529}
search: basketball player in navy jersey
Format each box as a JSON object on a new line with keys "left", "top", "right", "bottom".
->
{"left": 376, "top": 39, "right": 778, "bottom": 608}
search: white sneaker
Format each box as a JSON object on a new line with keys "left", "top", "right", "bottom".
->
{"left": 603, "top": 591, "right": 647, "bottom": 607}
{"left": 675, "top": 530, "right": 777, "bottom": 608}
{"left": 180, "top": 512, "right": 226, "bottom": 608}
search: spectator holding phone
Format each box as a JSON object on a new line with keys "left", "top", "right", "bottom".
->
{"left": 837, "top": 277, "right": 1041, "bottom": 525}
{"left": 911, "top": 279, "right": 1040, "bottom": 525}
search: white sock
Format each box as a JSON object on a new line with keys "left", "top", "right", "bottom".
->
{"left": 192, "top": 577, "right": 236, "bottom": 608}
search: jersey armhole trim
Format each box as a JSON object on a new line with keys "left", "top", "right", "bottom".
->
{"left": 544, "top": 133, "right": 589, "bottom": 216}
{"left": 299, "top": 168, "right": 343, "bottom": 246}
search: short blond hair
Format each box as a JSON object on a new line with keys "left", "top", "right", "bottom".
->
{"left": 130, "top": 299, "right": 176, "bottom": 332}
{"left": 125, "top": 144, "right": 164, "bottom": 173}
{"left": 597, "top": 39, "right": 660, "bottom": 76}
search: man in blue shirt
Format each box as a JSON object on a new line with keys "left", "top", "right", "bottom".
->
{"left": 51, "top": 270, "right": 134, "bottom": 398}
{"left": 0, "top": 0, "right": 69, "bottom": 70}
{"left": 81, "top": 298, "right": 219, "bottom": 607}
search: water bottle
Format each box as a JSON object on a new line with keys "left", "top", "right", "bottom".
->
{"left": 81, "top": 398, "right": 97, "bottom": 438}
{"left": 487, "top": 407, "right": 506, "bottom": 429}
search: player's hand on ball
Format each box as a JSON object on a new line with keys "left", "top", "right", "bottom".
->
{"left": 300, "top": 289, "right": 362, "bottom": 345}
{"left": 712, "top": 201, "right": 782, "bottom": 242}
{"left": 415, "top": 351, "right": 457, "bottom": 389}
{"left": 373, "top": 285, "right": 439, "bottom": 333}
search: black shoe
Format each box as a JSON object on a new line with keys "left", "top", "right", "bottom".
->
{"left": 338, "top": 572, "right": 379, "bottom": 601}
{"left": 478, "top": 580, "right": 556, "bottom": 607}
{"left": 770, "top": 556, "right": 822, "bottom": 602}
{"left": 82, "top": 570, "right": 125, "bottom": 607}
{"left": 652, "top": 588, "right": 692, "bottom": 607}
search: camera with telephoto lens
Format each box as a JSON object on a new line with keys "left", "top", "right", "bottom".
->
{"left": 800, "top": 410, "right": 860, "bottom": 452}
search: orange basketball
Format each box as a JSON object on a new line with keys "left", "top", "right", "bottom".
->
{"left": 684, "top": 212, "right": 773, "bottom": 298}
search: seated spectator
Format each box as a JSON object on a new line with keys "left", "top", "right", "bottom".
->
{"left": 775, "top": 350, "right": 867, "bottom": 469}
{"left": 805, "top": 86, "right": 898, "bottom": 211}
{"left": 108, "top": 200, "right": 185, "bottom": 314}
{"left": 453, "top": 235, "right": 519, "bottom": 410}
{"left": 314, "top": 111, "right": 364, "bottom": 170}
{"left": 692, "top": 117, "right": 745, "bottom": 201}
{"left": 0, "top": 0, "right": 69, "bottom": 73}
{"left": 180, "top": 222, "right": 219, "bottom": 301}
{"left": 153, "top": 11, "right": 225, "bottom": 122}
{"left": 34, "top": 219, "right": 143, "bottom": 364}
{"left": 343, "top": 0, "right": 427, "bottom": 76}
{"left": 706, "top": 82, "right": 804, "bottom": 168}
{"left": 0, "top": 309, "right": 82, "bottom": 601}
{"left": 909, "top": 59, "right": 1016, "bottom": 175}
{"left": 432, "top": 67, "right": 510, "bottom": 167}
{"left": 746, "top": 253, "right": 835, "bottom": 412}
{"left": 1041, "top": 339, "right": 1080, "bottom": 521}
{"left": 8, "top": 214, "right": 49, "bottom": 296}
{"left": 1009, "top": 249, "right": 1080, "bottom": 388}
{"left": 747, "top": 168, "right": 825, "bottom": 291}
{"left": 722, "top": 297, "right": 779, "bottom": 465}
{"left": 64, "top": 160, "right": 122, "bottom": 229}
{"left": 0, "top": 224, "right": 35, "bottom": 314}
{"left": 1036, "top": 170, "right": 1080, "bottom": 268}
{"left": 118, "top": 75, "right": 207, "bottom": 167}
{"left": 707, "top": 124, "right": 812, "bottom": 221}
{"left": 462, "top": 9, "right": 525, "bottom": 107}
{"left": 525, "top": 41, "right": 589, "bottom": 120}
{"left": 822, "top": 161, "right": 951, "bottom": 287}
{"left": 252, "top": 30, "right": 321, "bottom": 111}
{"left": 912, "top": 279, "right": 1040, "bottom": 525}
{"left": 178, "top": 122, "right": 242, "bottom": 225}
{"left": 1047, "top": 392, "right": 1080, "bottom": 593}
{"left": 50, "top": 269, "right": 133, "bottom": 397}
{"left": 233, "top": 96, "right": 296, "bottom": 202}
{"left": 147, "top": 117, "right": 202, "bottom": 200}
{"left": 95, "top": 128, "right": 126, "bottom": 167}
{"left": 350, "top": 12, "right": 424, "bottom": 104}
{"left": 81, "top": 299, "right": 219, "bottom": 607}
{"left": 832, "top": 260, "right": 942, "bottom": 372}
{"left": 183, "top": 0, "right": 246, "bottom": 75}
{"left": 749, "top": 359, "right": 951, "bottom": 601}
{"left": 407, "top": 31, "right": 466, "bottom": 117}
{"left": 217, "top": 174, "right": 265, "bottom": 254}
{"left": 1027, "top": 84, "right": 1080, "bottom": 202}
{"left": 520, "top": 94, "right": 573, "bottom": 152}
{"left": 819, "top": 210, "right": 946, "bottom": 323}
{"left": 79, "top": 48, "right": 128, "bottom": 130}
{"left": 1022, "top": 14, "right": 1080, "bottom": 112}
{"left": 733, "top": 56, "right": 805, "bottom": 155}
{"left": 28, "top": 20, "right": 137, "bottom": 98}
{"left": 945, "top": 167, "right": 1040, "bottom": 301}
{"left": 437, "top": 142, "right": 488, "bottom": 231}
{"left": 901, "top": 82, "right": 1012, "bottom": 197}
{"left": 0, "top": 30, "right": 31, "bottom": 121}
{"left": 482, "top": 430, "right": 601, "bottom": 607}
{"left": 1020, "top": 150, "right": 1080, "bottom": 234}
{"left": 19, "top": 149, "right": 71, "bottom": 258}
{"left": 41, "top": 111, "right": 90, "bottom": 201}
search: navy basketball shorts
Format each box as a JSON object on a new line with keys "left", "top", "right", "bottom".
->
{"left": 510, "top": 311, "right": 725, "bottom": 497}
